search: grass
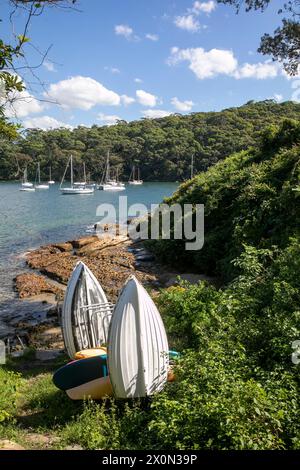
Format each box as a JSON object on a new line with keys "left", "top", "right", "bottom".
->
{"left": 0, "top": 353, "right": 86, "bottom": 449}
{"left": 0, "top": 353, "right": 154, "bottom": 450}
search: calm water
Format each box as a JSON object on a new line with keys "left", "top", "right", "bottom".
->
{"left": 0, "top": 181, "right": 178, "bottom": 328}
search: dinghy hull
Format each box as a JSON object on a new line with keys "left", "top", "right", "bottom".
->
{"left": 108, "top": 275, "right": 169, "bottom": 398}
{"left": 61, "top": 261, "right": 112, "bottom": 358}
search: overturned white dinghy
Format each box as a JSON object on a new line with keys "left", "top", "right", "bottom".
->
{"left": 108, "top": 275, "right": 169, "bottom": 398}
{"left": 62, "top": 261, "right": 113, "bottom": 358}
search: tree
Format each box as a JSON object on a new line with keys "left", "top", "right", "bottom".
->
{"left": 218, "top": 0, "right": 300, "bottom": 75}
{"left": 0, "top": 1, "right": 77, "bottom": 140}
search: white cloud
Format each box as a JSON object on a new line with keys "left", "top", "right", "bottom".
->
{"left": 193, "top": 1, "right": 216, "bottom": 14}
{"left": 145, "top": 33, "right": 159, "bottom": 41}
{"left": 168, "top": 47, "right": 281, "bottom": 80}
{"left": 97, "top": 113, "right": 121, "bottom": 125}
{"left": 174, "top": 1, "right": 216, "bottom": 32}
{"left": 5, "top": 90, "right": 44, "bottom": 118}
{"left": 136, "top": 89, "right": 158, "bottom": 107}
{"left": 142, "top": 109, "right": 172, "bottom": 119}
{"left": 274, "top": 93, "right": 283, "bottom": 102}
{"left": 105, "top": 66, "right": 120, "bottom": 74}
{"left": 134, "top": 78, "right": 143, "bottom": 83}
{"left": 171, "top": 97, "right": 194, "bottom": 112}
{"left": 174, "top": 14, "right": 200, "bottom": 32}
{"left": 115, "top": 24, "right": 138, "bottom": 40}
{"left": 43, "top": 61, "right": 56, "bottom": 72}
{"left": 234, "top": 62, "right": 279, "bottom": 79}
{"left": 45, "top": 76, "right": 120, "bottom": 110}
{"left": 23, "top": 115, "right": 72, "bottom": 130}
{"left": 121, "top": 94, "right": 135, "bottom": 106}
{"left": 169, "top": 47, "right": 237, "bottom": 79}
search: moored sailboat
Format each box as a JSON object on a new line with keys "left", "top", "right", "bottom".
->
{"left": 128, "top": 165, "right": 143, "bottom": 185}
{"left": 48, "top": 167, "right": 55, "bottom": 185}
{"left": 20, "top": 167, "right": 35, "bottom": 191}
{"left": 60, "top": 156, "right": 94, "bottom": 195}
{"left": 35, "top": 163, "right": 49, "bottom": 189}
{"left": 98, "top": 151, "right": 125, "bottom": 191}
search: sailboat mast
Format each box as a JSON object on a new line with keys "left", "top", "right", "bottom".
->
{"left": 49, "top": 166, "right": 51, "bottom": 181}
{"left": 106, "top": 151, "right": 110, "bottom": 182}
{"left": 83, "top": 162, "right": 86, "bottom": 183}
{"left": 70, "top": 155, "right": 74, "bottom": 187}
{"left": 38, "top": 162, "right": 41, "bottom": 183}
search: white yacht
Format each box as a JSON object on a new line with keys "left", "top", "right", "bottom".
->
{"left": 60, "top": 156, "right": 94, "bottom": 195}
{"left": 20, "top": 167, "right": 35, "bottom": 191}
{"left": 35, "top": 163, "right": 49, "bottom": 189}
{"left": 48, "top": 167, "right": 55, "bottom": 184}
{"left": 128, "top": 165, "right": 143, "bottom": 185}
{"left": 98, "top": 151, "right": 125, "bottom": 191}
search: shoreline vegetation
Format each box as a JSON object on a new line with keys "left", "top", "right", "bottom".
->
{"left": 0, "top": 119, "right": 299, "bottom": 450}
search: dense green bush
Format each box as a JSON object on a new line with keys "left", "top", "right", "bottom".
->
{"left": 62, "top": 243, "right": 300, "bottom": 449}
{"left": 150, "top": 119, "right": 300, "bottom": 279}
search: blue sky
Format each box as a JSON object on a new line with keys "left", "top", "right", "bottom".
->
{"left": 2, "top": 0, "right": 296, "bottom": 129}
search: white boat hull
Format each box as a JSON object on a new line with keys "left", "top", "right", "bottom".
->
{"left": 62, "top": 261, "right": 112, "bottom": 358}
{"left": 108, "top": 275, "right": 169, "bottom": 398}
{"left": 20, "top": 187, "right": 35, "bottom": 192}
{"left": 99, "top": 184, "right": 125, "bottom": 191}
{"left": 35, "top": 184, "right": 49, "bottom": 189}
{"left": 128, "top": 181, "right": 143, "bottom": 185}
{"left": 60, "top": 187, "right": 94, "bottom": 195}
{"left": 22, "top": 182, "right": 33, "bottom": 188}
{"left": 48, "top": 181, "right": 55, "bottom": 185}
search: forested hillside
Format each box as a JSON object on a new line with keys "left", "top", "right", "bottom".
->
{"left": 150, "top": 119, "right": 300, "bottom": 279}
{"left": 1, "top": 100, "right": 300, "bottom": 182}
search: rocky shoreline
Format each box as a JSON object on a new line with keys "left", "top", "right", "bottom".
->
{"left": 2, "top": 228, "right": 216, "bottom": 356}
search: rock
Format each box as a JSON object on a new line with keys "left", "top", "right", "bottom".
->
{"left": 35, "top": 349, "right": 63, "bottom": 361}
{"left": 46, "top": 305, "right": 58, "bottom": 318}
{"left": 24, "top": 433, "right": 61, "bottom": 449}
{"left": 65, "top": 444, "right": 84, "bottom": 450}
{"left": 52, "top": 242, "right": 73, "bottom": 252}
{"left": 15, "top": 273, "right": 63, "bottom": 299}
{"left": 10, "top": 350, "right": 26, "bottom": 358}
{"left": 135, "top": 254, "right": 155, "bottom": 262}
{"left": 27, "top": 250, "right": 71, "bottom": 270}
{"left": 0, "top": 440, "right": 25, "bottom": 450}
{"left": 76, "top": 235, "right": 128, "bottom": 256}
{"left": 70, "top": 235, "right": 98, "bottom": 249}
